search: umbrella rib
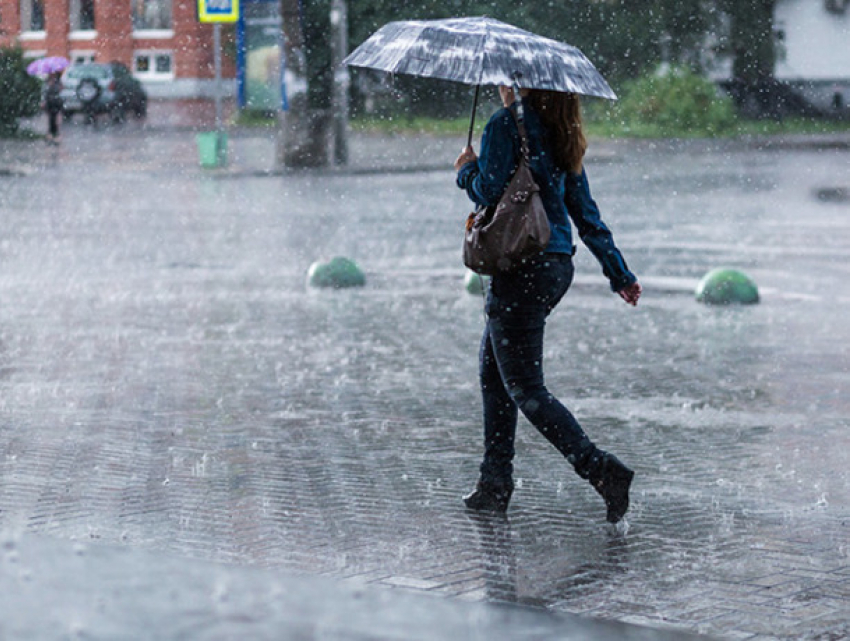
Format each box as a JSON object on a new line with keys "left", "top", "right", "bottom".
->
{"left": 474, "top": 19, "right": 489, "bottom": 88}
{"left": 465, "top": 19, "right": 490, "bottom": 147}
{"left": 381, "top": 21, "right": 428, "bottom": 75}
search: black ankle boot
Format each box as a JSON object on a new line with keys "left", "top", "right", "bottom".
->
{"left": 463, "top": 480, "right": 514, "bottom": 512}
{"left": 589, "top": 453, "right": 634, "bottom": 524}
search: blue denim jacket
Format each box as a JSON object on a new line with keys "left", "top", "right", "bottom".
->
{"left": 457, "top": 103, "right": 636, "bottom": 292}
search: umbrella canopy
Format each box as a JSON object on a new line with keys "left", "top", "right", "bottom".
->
{"left": 26, "top": 56, "right": 70, "bottom": 77}
{"left": 343, "top": 16, "right": 616, "bottom": 100}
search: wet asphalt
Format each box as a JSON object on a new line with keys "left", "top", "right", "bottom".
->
{"left": 1, "top": 101, "right": 849, "bottom": 640}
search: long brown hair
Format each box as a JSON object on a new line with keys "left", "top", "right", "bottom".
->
{"left": 526, "top": 90, "right": 586, "bottom": 174}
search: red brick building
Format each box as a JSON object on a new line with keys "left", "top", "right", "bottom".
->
{"left": 0, "top": 0, "right": 235, "bottom": 97}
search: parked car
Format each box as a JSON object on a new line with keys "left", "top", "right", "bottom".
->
{"left": 60, "top": 62, "right": 147, "bottom": 122}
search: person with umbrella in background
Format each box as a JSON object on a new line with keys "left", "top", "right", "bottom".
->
{"left": 346, "top": 18, "right": 642, "bottom": 524}
{"left": 42, "top": 71, "right": 64, "bottom": 144}
{"left": 27, "top": 56, "right": 69, "bottom": 144}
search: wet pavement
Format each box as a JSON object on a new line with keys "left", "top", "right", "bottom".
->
{"left": 1, "top": 101, "right": 849, "bottom": 640}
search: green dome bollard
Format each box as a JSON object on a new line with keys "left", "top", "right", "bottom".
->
{"left": 307, "top": 257, "right": 366, "bottom": 289}
{"left": 464, "top": 270, "right": 490, "bottom": 295}
{"left": 695, "top": 268, "right": 759, "bottom": 305}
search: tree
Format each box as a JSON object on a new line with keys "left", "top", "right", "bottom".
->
{"left": 0, "top": 48, "right": 42, "bottom": 136}
{"left": 720, "top": 0, "right": 777, "bottom": 84}
{"left": 717, "top": 0, "right": 814, "bottom": 118}
{"left": 278, "top": 0, "right": 346, "bottom": 167}
{"left": 489, "top": 0, "right": 720, "bottom": 83}
{"left": 278, "top": 0, "right": 316, "bottom": 166}
{"left": 294, "top": 0, "right": 786, "bottom": 140}
{"left": 344, "top": 0, "right": 724, "bottom": 109}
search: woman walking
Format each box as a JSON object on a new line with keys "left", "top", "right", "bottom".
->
{"left": 454, "top": 85, "right": 642, "bottom": 524}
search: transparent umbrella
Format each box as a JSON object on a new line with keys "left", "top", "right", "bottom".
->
{"left": 343, "top": 16, "right": 616, "bottom": 145}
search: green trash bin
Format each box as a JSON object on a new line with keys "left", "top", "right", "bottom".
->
{"left": 196, "top": 131, "right": 227, "bottom": 168}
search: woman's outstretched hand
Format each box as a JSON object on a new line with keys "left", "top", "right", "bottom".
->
{"left": 454, "top": 146, "right": 478, "bottom": 170}
{"left": 618, "top": 282, "right": 642, "bottom": 306}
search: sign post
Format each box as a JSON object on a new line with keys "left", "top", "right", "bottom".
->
{"left": 198, "top": 0, "right": 239, "bottom": 167}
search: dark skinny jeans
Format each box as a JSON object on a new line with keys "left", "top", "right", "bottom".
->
{"left": 47, "top": 108, "right": 60, "bottom": 138}
{"left": 478, "top": 253, "right": 598, "bottom": 486}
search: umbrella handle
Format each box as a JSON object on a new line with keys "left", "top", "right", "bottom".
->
{"left": 466, "top": 84, "right": 480, "bottom": 149}
{"left": 512, "top": 77, "right": 525, "bottom": 123}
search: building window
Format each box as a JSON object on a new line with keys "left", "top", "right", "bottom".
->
{"left": 20, "top": 0, "right": 45, "bottom": 32}
{"left": 71, "top": 51, "right": 96, "bottom": 65}
{"left": 23, "top": 50, "right": 47, "bottom": 61}
{"left": 69, "top": 0, "right": 95, "bottom": 31}
{"left": 132, "top": 0, "right": 172, "bottom": 31}
{"left": 134, "top": 51, "right": 174, "bottom": 79}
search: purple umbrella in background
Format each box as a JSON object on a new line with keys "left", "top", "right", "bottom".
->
{"left": 26, "top": 56, "right": 70, "bottom": 77}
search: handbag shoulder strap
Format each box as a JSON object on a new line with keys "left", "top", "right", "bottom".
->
{"left": 510, "top": 82, "right": 532, "bottom": 163}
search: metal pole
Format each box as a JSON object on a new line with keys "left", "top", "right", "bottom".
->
{"left": 213, "top": 22, "right": 226, "bottom": 165}
{"left": 331, "top": 0, "right": 348, "bottom": 166}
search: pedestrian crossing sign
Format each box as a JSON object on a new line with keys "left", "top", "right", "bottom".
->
{"left": 198, "top": 0, "right": 239, "bottom": 23}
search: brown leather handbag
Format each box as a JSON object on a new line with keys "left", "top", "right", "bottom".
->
{"left": 463, "top": 108, "right": 551, "bottom": 275}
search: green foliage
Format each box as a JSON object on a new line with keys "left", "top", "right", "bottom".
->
{"left": 729, "top": 116, "right": 850, "bottom": 137}
{"left": 0, "top": 48, "right": 42, "bottom": 136}
{"left": 349, "top": 109, "right": 850, "bottom": 141}
{"left": 345, "top": 2, "right": 782, "bottom": 131}
{"left": 302, "top": 0, "right": 333, "bottom": 110}
{"left": 606, "top": 66, "right": 737, "bottom": 137}
{"left": 493, "top": 0, "right": 721, "bottom": 86}
{"left": 350, "top": 114, "right": 479, "bottom": 137}
{"left": 345, "top": 1, "right": 731, "bottom": 122}
{"left": 347, "top": 0, "right": 724, "bottom": 87}
{"left": 232, "top": 109, "right": 277, "bottom": 127}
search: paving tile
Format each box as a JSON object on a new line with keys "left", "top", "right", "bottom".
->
{"left": 379, "top": 576, "right": 446, "bottom": 590}
{"left": 672, "top": 606, "right": 739, "bottom": 624}
{"left": 1, "top": 126, "right": 849, "bottom": 640}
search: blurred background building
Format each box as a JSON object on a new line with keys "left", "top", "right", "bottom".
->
{"left": 0, "top": 0, "right": 846, "bottom": 117}
{"left": 773, "top": 0, "right": 850, "bottom": 113}
{"left": 0, "top": 0, "right": 238, "bottom": 98}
